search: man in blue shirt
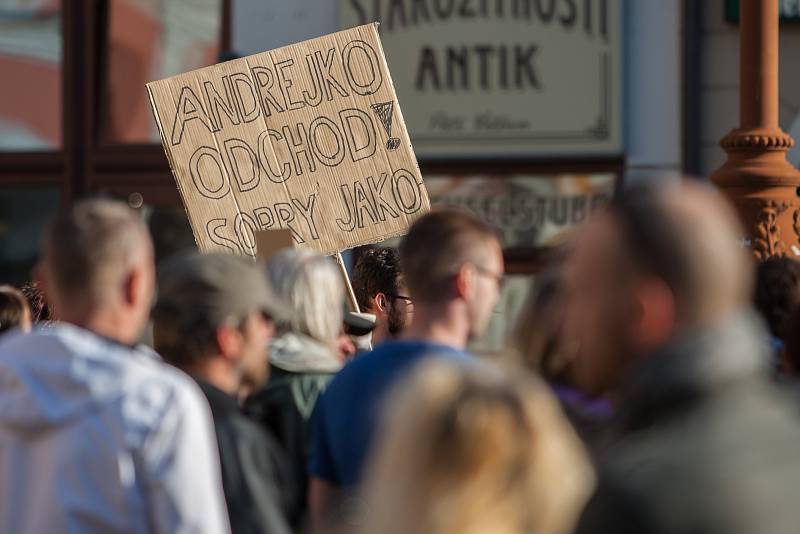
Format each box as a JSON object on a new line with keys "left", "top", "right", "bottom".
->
{"left": 307, "top": 209, "right": 505, "bottom": 529}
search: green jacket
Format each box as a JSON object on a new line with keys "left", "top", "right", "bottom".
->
{"left": 245, "top": 332, "right": 341, "bottom": 529}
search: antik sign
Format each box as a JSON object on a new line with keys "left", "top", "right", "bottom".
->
{"left": 341, "top": 0, "right": 623, "bottom": 157}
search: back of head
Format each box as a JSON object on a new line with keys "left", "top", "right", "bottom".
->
{"left": 609, "top": 181, "right": 752, "bottom": 326}
{"left": 41, "top": 198, "right": 152, "bottom": 313}
{"left": 352, "top": 247, "right": 402, "bottom": 312}
{"left": 400, "top": 209, "right": 499, "bottom": 305}
{"left": 266, "top": 249, "right": 344, "bottom": 347}
{"left": 754, "top": 257, "right": 800, "bottom": 341}
{"left": 359, "top": 360, "right": 593, "bottom": 534}
{"left": 0, "top": 286, "right": 31, "bottom": 334}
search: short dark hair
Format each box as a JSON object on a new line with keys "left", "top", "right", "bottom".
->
{"left": 754, "top": 257, "right": 800, "bottom": 340}
{"left": 353, "top": 248, "right": 402, "bottom": 311}
{"left": 20, "top": 282, "right": 52, "bottom": 323}
{"left": 400, "top": 209, "right": 499, "bottom": 304}
{"left": 0, "top": 285, "right": 30, "bottom": 333}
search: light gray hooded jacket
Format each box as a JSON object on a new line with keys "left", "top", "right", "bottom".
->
{"left": 0, "top": 324, "right": 231, "bottom": 534}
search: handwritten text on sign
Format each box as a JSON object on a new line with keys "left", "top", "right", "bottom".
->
{"left": 147, "top": 24, "right": 429, "bottom": 257}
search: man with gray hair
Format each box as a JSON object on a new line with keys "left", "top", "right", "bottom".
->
{"left": 0, "top": 199, "right": 230, "bottom": 534}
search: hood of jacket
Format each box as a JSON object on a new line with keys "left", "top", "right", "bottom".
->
{"left": 0, "top": 323, "right": 161, "bottom": 431}
{"left": 269, "top": 331, "right": 341, "bottom": 374}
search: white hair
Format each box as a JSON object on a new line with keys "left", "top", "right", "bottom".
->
{"left": 266, "top": 249, "right": 344, "bottom": 346}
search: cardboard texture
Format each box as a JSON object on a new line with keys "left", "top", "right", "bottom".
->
{"left": 254, "top": 229, "right": 294, "bottom": 263}
{"left": 147, "top": 24, "right": 429, "bottom": 258}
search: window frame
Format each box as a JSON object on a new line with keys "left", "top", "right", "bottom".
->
{"left": 0, "top": 0, "right": 624, "bottom": 268}
{"left": 0, "top": 0, "right": 232, "bottom": 206}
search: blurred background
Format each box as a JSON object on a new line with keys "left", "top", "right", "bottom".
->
{"left": 3, "top": 0, "right": 800, "bottom": 351}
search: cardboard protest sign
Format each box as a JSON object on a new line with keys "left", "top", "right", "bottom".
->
{"left": 147, "top": 24, "right": 429, "bottom": 257}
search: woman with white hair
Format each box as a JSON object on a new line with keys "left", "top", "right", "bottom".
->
{"left": 245, "top": 249, "right": 345, "bottom": 529}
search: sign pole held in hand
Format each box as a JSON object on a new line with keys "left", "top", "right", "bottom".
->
{"left": 334, "top": 252, "right": 360, "bottom": 313}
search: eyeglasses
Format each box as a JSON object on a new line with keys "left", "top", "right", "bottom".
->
{"left": 471, "top": 264, "right": 505, "bottom": 290}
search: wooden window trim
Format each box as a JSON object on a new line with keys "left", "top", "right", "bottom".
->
{"left": 0, "top": 0, "right": 624, "bottom": 272}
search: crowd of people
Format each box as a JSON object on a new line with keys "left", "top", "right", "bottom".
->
{"left": 1, "top": 179, "right": 800, "bottom": 533}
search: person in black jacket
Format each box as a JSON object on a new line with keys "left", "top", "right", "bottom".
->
{"left": 245, "top": 249, "right": 346, "bottom": 530}
{"left": 153, "top": 252, "right": 294, "bottom": 534}
{"left": 563, "top": 181, "right": 800, "bottom": 534}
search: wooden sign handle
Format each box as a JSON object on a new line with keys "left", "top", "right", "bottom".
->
{"left": 335, "top": 252, "right": 360, "bottom": 313}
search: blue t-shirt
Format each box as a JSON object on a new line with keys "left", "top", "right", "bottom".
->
{"left": 308, "top": 339, "right": 469, "bottom": 488}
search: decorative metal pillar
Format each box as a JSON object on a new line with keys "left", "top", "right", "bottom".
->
{"left": 712, "top": 0, "right": 800, "bottom": 260}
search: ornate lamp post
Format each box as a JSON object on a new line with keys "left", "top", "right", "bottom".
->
{"left": 712, "top": 0, "right": 800, "bottom": 260}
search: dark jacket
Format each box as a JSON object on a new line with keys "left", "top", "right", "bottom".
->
{"left": 576, "top": 311, "right": 800, "bottom": 534}
{"left": 196, "top": 379, "right": 294, "bottom": 534}
{"left": 551, "top": 383, "right": 615, "bottom": 458}
{"left": 245, "top": 332, "right": 340, "bottom": 529}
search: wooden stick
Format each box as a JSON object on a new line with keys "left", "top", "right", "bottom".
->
{"left": 335, "top": 252, "right": 360, "bottom": 313}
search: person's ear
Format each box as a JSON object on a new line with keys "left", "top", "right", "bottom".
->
{"left": 374, "top": 293, "right": 389, "bottom": 313}
{"left": 123, "top": 271, "right": 136, "bottom": 306}
{"left": 123, "top": 267, "right": 147, "bottom": 308}
{"left": 454, "top": 263, "right": 473, "bottom": 299}
{"left": 216, "top": 324, "right": 244, "bottom": 361}
{"left": 632, "top": 277, "right": 676, "bottom": 352}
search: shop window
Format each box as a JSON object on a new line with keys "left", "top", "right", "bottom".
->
{"left": 101, "top": 0, "right": 222, "bottom": 144}
{"left": 0, "top": 186, "right": 61, "bottom": 284}
{"left": 0, "top": 1, "right": 62, "bottom": 151}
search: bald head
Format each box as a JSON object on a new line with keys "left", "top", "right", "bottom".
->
{"left": 41, "top": 199, "right": 154, "bottom": 333}
{"left": 608, "top": 181, "right": 752, "bottom": 325}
